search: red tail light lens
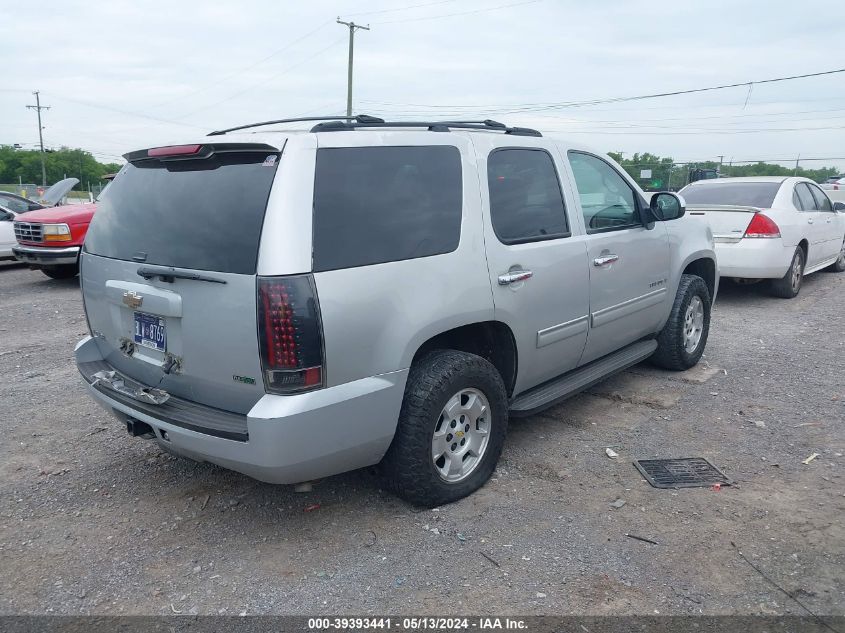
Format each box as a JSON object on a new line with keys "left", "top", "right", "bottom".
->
{"left": 744, "top": 213, "right": 781, "bottom": 238}
{"left": 257, "top": 275, "right": 325, "bottom": 394}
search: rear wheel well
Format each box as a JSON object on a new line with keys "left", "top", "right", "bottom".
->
{"left": 682, "top": 258, "right": 716, "bottom": 299}
{"left": 412, "top": 322, "right": 517, "bottom": 397}
{"left": 798, "top": 239, "right": 809, "bottom": 261}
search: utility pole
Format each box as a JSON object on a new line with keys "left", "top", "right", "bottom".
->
{"left": 26, "top": 90, "right": 50, "bottom": 186}
{"left": 336, "top": 18, "right": 370, "bottom": 117}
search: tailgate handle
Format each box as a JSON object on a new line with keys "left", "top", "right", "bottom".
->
{"left": 137, "top": 267, "right": 226, "bottom": 284}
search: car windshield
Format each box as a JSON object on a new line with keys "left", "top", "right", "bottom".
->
{"left": 0, "top": 192, "right": 42, "bottom": 213}
{"left": 679, "top": 182, "right": 781, "bottom": 207}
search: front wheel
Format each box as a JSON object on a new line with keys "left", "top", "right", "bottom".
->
{"left": 768, "top": 248, "right": 804, "bottom": 298}
{"left": 381, "top": 350, "right": 508, "bottom": 507}
{"left": 650, "top": 274, "right": 711, "bottom": 371}
{"left": 40, "top": 263, "right": 79, "bottom": 279}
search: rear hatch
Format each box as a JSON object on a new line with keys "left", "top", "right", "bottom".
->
{"left": 81, "top": 142, "right": 283, "bottom": 414}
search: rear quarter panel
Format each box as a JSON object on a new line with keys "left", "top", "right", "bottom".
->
{"left": 663, "top": 216, "right": 718, "bottom": 317}
{"left": 304, "top": 132, "right": 494, "bottom": 388}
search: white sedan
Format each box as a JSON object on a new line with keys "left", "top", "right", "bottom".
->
{"left": 679, "top": 176, "right": 845, "bottom": 298}
{"left": 0, "top": 206, "right": 19, "bottom": 260}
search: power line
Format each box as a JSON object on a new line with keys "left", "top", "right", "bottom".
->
{"left": 173, "top": 36, "right": 347, "bottom": 119}
{"left": 546, "top": 124, "right": 845, "bottom": 135}
{"left": 144, "top": 20, "right": 333, "bottom": 110}
{"left": 46, "top": 93, "right": 209, "bottom": 129}
{"left": 372, "top": 0, "right": 541, "bottom": 24}
{"left": 358, "top": 67, "right": 845, "bottom": 112}
{"left": 345, "top": 0, "right": 456, "bottom": 17}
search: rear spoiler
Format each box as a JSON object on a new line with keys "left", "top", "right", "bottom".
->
{"left": 686, "top": 204, "right": 763, "bottom": 214}
{"left": 123, "top": 142, "right": 280, "bottom": 163}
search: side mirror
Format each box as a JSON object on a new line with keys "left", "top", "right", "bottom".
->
{"left": 650, "top": 192, "right": 686, "bottom": 221}
{"left": 834, "top": 201, "right": 845, "bottom": 213}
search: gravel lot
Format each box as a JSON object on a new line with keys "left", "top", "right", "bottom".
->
{"left": 0, "top": 261, "right": 842, "bottom": 616}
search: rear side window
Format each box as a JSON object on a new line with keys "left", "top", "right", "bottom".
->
{"left": 487, "top": 148, "right": 569, "bottom": 243}
{"left": 84, "top": 150, "right": 279, "bottom": 274}
{"left": 808, "top": 183, "right": 833, "bottom": 211}
{"left": 679, "top": 182, "right": 780, "bottom": 207}
{"left": 795, "top": 183, "right": 817, "bottom": 211}
{"left": 312, "top": 146, "right": 462, "bottom": 272}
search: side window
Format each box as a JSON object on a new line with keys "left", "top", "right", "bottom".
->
{"left": 567, "top": 151, "right": 639, "bottom": 232}
{"left": 808, "top": 183, "right": 833, "bottom": 212}
{"left": 487, "top": 148, "right": 569, "bottom": 244}
{"left": 792, "top": 188, "right": 804, "bottom": 210}
{"left": 795, "top": 183, "right": 817, "bottom": 212}
{"left": 312, "top": 146, "right": 463, "bottom": 272}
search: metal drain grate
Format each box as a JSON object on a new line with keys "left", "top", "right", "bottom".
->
{"left": 634, "top": 457, "right": 732, "bottom": 489}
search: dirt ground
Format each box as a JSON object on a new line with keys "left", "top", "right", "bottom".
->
{"left": 0, "top": 261, "right": 842, "bottom": 616}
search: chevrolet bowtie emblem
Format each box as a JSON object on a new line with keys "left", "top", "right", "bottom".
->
{"left": 122, "top": 291, "right": 143, "bottom": 309}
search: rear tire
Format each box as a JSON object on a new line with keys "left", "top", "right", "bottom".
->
{"left": 768, "top": 248, "right": 804, "bottom": 298}
{"left": 825, "top": 239, "right": 845, "bottom": 272}
{"left": 650, "top": 274, "right": 711, "bottom": 371}
{"left": 381, "top": 350, "right": 508, "bottom": 507}
{"left": 41, "top": 263, "right": 79, "bottom": 279}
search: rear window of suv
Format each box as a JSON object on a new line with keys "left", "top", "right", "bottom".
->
{"left": 312, "top": 146, "right": 462, "bottom": 272}
{"left": 679, "top": 182, "right": 781, "bottom": 207}
{"left": 84, "top": 150, "right": 279, "bottom": 274}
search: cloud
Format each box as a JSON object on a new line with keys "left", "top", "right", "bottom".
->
{"left": 1, "top": 0, "right": 842, "bottom": 170}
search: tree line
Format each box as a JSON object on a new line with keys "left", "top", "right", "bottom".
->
{"left": 607, "top": 151, "right": 840, "bottom": 191}
{"left": 1, "top": 145, "right": 840, "bottom": 193}
{"left": 0, "top": 146, "right": 121, "bottom": 189}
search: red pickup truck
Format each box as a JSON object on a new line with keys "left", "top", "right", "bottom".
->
{"left": 12, "top": 176, "right": 112, "bottom": 279}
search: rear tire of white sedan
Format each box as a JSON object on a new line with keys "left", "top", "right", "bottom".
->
{"left": 768, "top": 248, "right": 804, "bottom": 298}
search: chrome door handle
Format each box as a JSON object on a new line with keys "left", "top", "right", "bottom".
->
{"left": 808, "top": 218, "right": 814, "bottom": 224}
{"left": 498, "top": 270, "right": 533, "bottom": 285}
{"left": 826, "top": 217, "right": 833, "bottom": 223}
{"left": 593, "top": 254, "right": 619, "bottom": 266}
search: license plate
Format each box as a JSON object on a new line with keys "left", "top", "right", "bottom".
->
{"left": 133, "top": 312, "right": 166, "bottom": 352}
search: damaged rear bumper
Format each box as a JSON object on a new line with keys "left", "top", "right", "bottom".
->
{"left": 74, "top": 336, "right": 407, "bottom": 484}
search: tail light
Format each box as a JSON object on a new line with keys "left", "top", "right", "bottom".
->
{"left": 257, "top": 275, "right": 325, "bottom": 394}
{"left": 744, "top": 213, "right": 781, "bottom": 239}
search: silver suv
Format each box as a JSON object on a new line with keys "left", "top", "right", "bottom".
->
{"left": 75, "top": 116, "right": 717, "bottom": 506}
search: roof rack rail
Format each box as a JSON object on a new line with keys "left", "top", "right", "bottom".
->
{"left": 309, "top": 118, "right": 542, "bottom": 137}
{"left": 207, "top": 114, "right": 385, "bottom": 136}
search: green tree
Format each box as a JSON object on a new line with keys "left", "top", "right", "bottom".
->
{"left": 0, "top": 145, "right": 121, "bottom": 191}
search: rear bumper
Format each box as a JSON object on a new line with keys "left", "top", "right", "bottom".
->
{"left": 13, "top": 244, "right": 80, "bottom": 266}
{"left": 715, "top": 238, "right": 793, "bottom": 279}
{"left": 74, "top": 336, "right": 407, "bottom": 484}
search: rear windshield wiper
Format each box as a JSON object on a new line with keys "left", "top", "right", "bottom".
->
{"left": 137, "top": 266, "right": 227, "bottom": 284}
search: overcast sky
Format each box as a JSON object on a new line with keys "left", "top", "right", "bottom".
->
{"left": 2, "top": 0, "right": 844, "bottom": 170}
